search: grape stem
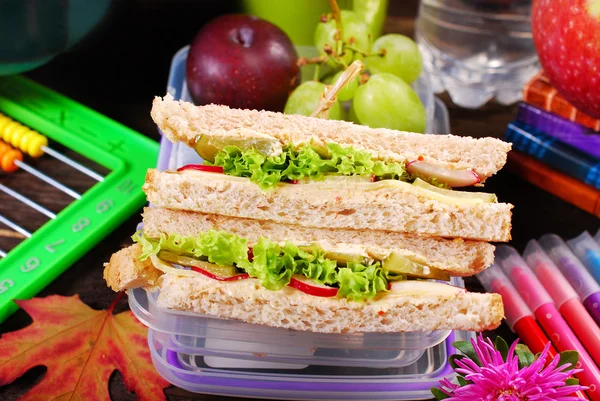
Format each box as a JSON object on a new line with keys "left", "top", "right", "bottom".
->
{"left": 311, "top": 59, "right": 364, "bottom": 119}
{"left": 344, "top": 45, "right": 385, "bottom": 58}
{"left": 297, "top": 56, "right": 329, "bottom": 67}
{"left": 313, "top": 63, "right": 321, "bottom": 82}
{"left": 328, "top": 0, "right": 344, "bottom": 60}
{"left": 298, "top": 54, "right": 348, "bottom": 70}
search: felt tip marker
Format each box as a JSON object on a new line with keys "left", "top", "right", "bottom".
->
{"left": 477, "top": 264, "right": 557, "bottom": 355}
{"left": 496, "top": 245, "right": 600, "bottom": 401}
{"left": 524, "top": 240, "right": 600, "bottom": 366}
{"left": 568, "top": 231, "right": 600, "bottom": 285}
{"left": 540, "top": 233, "right": 600, "bottom": 326}
{"left": 477, "top": 264, "right": 590, "bottom": 400}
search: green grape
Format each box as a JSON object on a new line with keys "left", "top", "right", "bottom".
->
{"left": 322, "top": 74, "right": 335, "bottom": 85}
{"left": 331, "top": 71, "right": 360, "bottom": 102}
{"left": 347, "top": 102, "right": 360, "bottom": 123}
{"left": 365, "top": 34, "right": 423, "bottom": 84}
{"left": 284, "top": 81, "right": 344, "bottom": 120}
{"left": 352, "top": 0, "right": 389, "bottom": 39}
{"left": 353, "top": 73, "right": 426, "bottom": 133}
{"left": 314, "top": 10, "right": 371, "bottom": 65}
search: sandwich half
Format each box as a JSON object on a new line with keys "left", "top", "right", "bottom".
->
{"left": 103, "top": 95, "right": 511, "bottom": 334}
{"left": 151, "top": 94, "right": 511, "bottom": 182}
{"left": 104, "top": 208, "right": 503, "bottom": 333}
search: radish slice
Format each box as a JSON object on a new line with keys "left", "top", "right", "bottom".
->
{"left": 406, "top": 161, "right": 480, "bottom": 187}
{"left": 289, "top": 275, "right": 338, "bottom": 297}
{"left": 177, "top": 164, "right": 224, "bottom": 173}
{"left": 191, "top": 266, "right": 249, "bottom": 281}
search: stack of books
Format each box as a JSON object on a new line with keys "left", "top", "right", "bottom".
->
{"left": 505, "top": 71, "right": 600, "bottom": 217}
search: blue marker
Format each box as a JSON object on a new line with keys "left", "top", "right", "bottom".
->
{"left": 567, "top": 231, "right": 600, "bottom": 285}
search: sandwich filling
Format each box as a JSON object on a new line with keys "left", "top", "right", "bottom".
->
{"left": 196, "top": 140, "right": 481, "bottom": 190}
{"left": 133, "top": 230, "right": 451, "bottom": 302}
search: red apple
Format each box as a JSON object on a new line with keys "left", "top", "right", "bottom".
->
{"left": 532, "top": 0, "right": 600, "bottom": 118}
{"left": 186, "top": 14, "right": 300, "bottom": 112}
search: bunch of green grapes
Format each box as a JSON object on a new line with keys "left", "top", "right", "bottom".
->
{"left": 284, "top": 5, "right": 426, "bottom": 133}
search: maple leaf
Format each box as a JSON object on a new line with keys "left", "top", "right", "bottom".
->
{"left": 0, "top": 293, "right": 170, "bottom": 401}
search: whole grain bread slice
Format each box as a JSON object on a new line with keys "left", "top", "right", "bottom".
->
{"left": 141, "top": 207, "right": 495, "bottom": 276}
{"left": 143, "top": 169, "right": 513, "bottom": 241}
{"left": 102, "top": 244, "right": 504, "bottom": 333}
{"left": 151, "top": 94, "right": 511, "bottom": 182}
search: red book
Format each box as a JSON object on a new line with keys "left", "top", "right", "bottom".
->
{"left": 506, "top": 151, "right": 600, "bottom": 217}
{"left": 522, "top": 71, "right": 600, "bottom": 131}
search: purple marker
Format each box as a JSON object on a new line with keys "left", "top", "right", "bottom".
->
{"left": 539, "top": 234, "right": 600, "bottom": 326}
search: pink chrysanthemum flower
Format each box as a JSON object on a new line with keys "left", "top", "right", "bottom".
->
{"left": 437, "top": 334, "right": 586, "bottom": 401}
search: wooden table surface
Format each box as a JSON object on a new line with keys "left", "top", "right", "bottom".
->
{"left": 1, "top": 1, "right": 598, "bottom": 400}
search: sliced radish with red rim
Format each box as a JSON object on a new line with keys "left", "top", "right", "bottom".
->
{"left": 406, "top": 161, "right": 480, "bottom": 187}
{"left": 289, "top": 275, "right": 338, "bottom": 297}
{"left": 177, "top": 164, "right": 224, "bottom": 173}
{"left": 191, "top": 266, "right": 249, "bottom": 281}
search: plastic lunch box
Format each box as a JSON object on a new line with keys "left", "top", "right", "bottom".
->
{"left": 132, "top": 45, "right": 465, "bottom": 400}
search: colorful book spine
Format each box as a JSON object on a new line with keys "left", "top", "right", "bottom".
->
{"left": 505, "top": 151, "right": 600, "bottom": 217}
{"left": 523, "top": 71, "right": 600, "bottom": 131}
{"left": 516, "top": 103, "right": 600, "bottom": 159}
{"left": 506, "top": 121, "right": 600, "bottom": 190}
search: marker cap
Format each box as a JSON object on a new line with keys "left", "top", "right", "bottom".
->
{"left": 477, "top": 263, "right": 533, "bottom": 331}
{"left": 566, "top": 231, "right": 600, "bottom": 279}
{"left": 495, "top": 245, "right": 553, "bottom": 312}
{"left": 539, "top": 233, "right": 600, "bottom": 300}
{"left": 523, "top": 240, "right": 579, "bottom": 307}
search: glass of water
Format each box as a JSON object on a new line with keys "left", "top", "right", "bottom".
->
{"left": 415, "top": 0, "right": 539, "bottom": 108}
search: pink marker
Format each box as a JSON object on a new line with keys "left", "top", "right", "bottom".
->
{"left": 524, "top": 239, "right": 600, "bottom": 366}
{"left": 539, "top": 233, "right": 600, "bottom": 326}
{"left": 496, "top": 245, "right": 600, "bottom": 400}
{"left": 478, "top": 264, "right": 590, "bottom": 400}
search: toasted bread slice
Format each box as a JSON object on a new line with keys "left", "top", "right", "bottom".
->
{"left": 141, "top": 207, "right": 495, "bottom": 276}
{"left": 103, "top": 244, "right": 504, "bottom": 333}
{"left": 143, "top": 169, "right": 513, "bottom": 241}
{"left": 151, "top": 94, "right": 511, "bottom": 182}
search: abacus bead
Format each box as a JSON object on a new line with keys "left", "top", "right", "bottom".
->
{"left": 1, "top": 149, "right": 21, "bottom": 173}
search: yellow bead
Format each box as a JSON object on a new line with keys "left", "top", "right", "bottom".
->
{"left": 0, "top": 113, "right": 49, "bottom": 158}
{"left": 25, "top": 134, "right": 47, "bottom": 158}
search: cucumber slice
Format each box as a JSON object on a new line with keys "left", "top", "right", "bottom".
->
{"left": 383, "top": 252, "right": 450, "bottom": 281}
{"left": 158, "top": 251, "right": 238, "bottom": 277}
{"left": 297, "top": 245, "right": 372, "bottom": 265}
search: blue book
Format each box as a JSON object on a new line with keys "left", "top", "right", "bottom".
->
{"left": 505, "top": 121, "right": 600, "bottom": 190}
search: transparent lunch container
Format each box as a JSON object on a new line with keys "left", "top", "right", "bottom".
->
{"left": 137, "top": 45, "right": 462, "bottom": 400}
{"left": 146, "top": 328, "right": 473, "bottom": 401}
{"left": 129, "top": 277, "right": 463, "bottom": 369}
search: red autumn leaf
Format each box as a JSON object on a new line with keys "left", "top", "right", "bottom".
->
{"left": 0, "top": 294, "right": 170, "bottom": 400}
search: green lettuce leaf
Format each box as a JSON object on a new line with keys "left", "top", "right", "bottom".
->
{"left": 133, "top": 230, "right": 251, "bottom": 269}
{"left": 337, "top": 263, "right": 389, "bottom": 301}
{"left": 246, "top": 237, "right": 295, "bottom": 290}
{"left": 208, "top": 142, "right": 409, "bottom": 189}
{"left": 133, "top": 231, "right": 390, "bottom": 301}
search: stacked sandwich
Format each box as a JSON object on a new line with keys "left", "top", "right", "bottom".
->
{"left": 104, "top": 94, "right": 512, "bottom": 334}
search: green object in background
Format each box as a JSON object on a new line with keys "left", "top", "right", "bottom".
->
{"left": 241, "top": 0, "right": 389, "bottom": 46}
{"left": 0, "top": 0, "right": 112, "bottom": 75}
{"left": 241, "top": 0, "right": 353, "bottom": 46}
{"left": 0, "top": 75, "right": 159, "bottom": 322}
